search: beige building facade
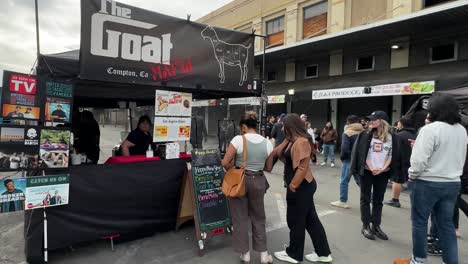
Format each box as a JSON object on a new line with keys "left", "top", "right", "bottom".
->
{"left": 196, "top": 0, "right": 468, "bottom": 135}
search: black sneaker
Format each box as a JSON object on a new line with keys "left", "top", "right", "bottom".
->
{"left": 427, "top": 243, "right": 442, "bottom": 256}
{"left": 384, "top": 199, "right": 401, "bottom": 208}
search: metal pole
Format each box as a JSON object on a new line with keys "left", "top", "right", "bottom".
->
{"left": 260, "top": 35, "right": 267, "bottom": 136}
{"left": 35, "top": 0, "right": 41, "bottom": 57}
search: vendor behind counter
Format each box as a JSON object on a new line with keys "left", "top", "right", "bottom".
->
{"left": 120, "top": 115, "right": 153, "bottom": 156}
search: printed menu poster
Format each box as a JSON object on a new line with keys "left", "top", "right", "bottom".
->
{"left": 153, "top": 117, "right": 191, "bottom": 142}
{"left": 0, "top": 174, "right": 26, "bottom": 214}
{"left": 155, "top": 90, "right": 192, "bottom": 117}
{"left": 25, "top": 174, "right": 69, "bottom": 210}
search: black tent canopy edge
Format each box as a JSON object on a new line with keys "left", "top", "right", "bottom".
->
{"left": 37, "top": 51, "right": 261, "bottom": 108}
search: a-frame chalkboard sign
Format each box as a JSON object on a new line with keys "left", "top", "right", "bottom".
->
{"left": 187, "top": 149, "right": 232, "bottom": 256}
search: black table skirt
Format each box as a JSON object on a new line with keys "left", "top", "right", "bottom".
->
{"left": 24, "top": 159, "right": 186, "bottom": 263}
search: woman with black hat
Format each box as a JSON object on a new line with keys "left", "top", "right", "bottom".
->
{"left": 351, "top": 110, "right": 399, "bottom": 241}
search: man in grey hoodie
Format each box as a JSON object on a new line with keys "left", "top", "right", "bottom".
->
{"left": 394, "top": 94, "right": 467, "bottom": 264}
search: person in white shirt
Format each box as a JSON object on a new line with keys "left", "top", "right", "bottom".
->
{"left": 395, "top": 93, "right": 467, "bottom": 264}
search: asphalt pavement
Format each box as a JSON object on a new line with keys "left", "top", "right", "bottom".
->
{"left": 1, "top": 159, "right": 467, "bottom": 264}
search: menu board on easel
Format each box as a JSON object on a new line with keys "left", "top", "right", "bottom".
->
{"left": 188, "top": 149, "right": 231, "bottom": 254}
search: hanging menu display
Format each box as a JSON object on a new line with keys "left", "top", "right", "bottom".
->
{"left": 155, "top": 90, "right": 192, "bottom": 117}
{"left": 154, "top": 90, "right": 192, "bottom": 142}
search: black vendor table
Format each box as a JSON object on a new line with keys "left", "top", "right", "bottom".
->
{"left": 24, "top": 159, "right": 187, "bottom": 263}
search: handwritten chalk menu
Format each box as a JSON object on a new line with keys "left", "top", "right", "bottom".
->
{"left": 190, "top": 149, "right": 230, "bottom": 232}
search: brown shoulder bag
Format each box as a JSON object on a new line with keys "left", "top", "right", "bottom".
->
{"left": 222, "top": 135, "right": 247, "bottom": 198}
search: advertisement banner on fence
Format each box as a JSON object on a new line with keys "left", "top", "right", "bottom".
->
{"left": 25, "top": 174, "right": 70, "bottom": 210}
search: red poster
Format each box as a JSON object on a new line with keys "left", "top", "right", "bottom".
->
{"left": 9, "top": 74, "right": 37, "bottom": 95}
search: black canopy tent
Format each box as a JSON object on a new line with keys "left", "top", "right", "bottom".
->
{"left": 25, "top": 1, "right": 265, "bottom": 262}
{"left": 37, "top": 50, "right": 261, "bottom": 109}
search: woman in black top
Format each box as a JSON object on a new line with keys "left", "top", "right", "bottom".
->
{"left": 265, "top": 116, "right": 276, "bottom": 139}
{"left": 121, "top": 115, "right": 153, "bottom": 156}
{"left": 75, "top": 111, "right": 101, "bottom": 164}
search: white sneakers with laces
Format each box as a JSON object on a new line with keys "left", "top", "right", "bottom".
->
{"left": 305, "top": 253, "right": 333, "bottom": 263}
{"left": 274, "top": 250, "right": 299, "bottom": 264}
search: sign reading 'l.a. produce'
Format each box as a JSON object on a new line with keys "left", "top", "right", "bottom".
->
{"left": 80, "top": 0, "right": 255, "bottom": 93}
{"left": 312, "top": 81, "right": 435, "bottom": 100}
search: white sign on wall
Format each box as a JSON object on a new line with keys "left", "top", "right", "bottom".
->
{"left": 312, "top": 81, "right": 435, "bottom": 100}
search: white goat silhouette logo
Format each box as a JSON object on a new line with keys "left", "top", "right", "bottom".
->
{"left": 201, "top": 26, "right": 251, "bottom": 86}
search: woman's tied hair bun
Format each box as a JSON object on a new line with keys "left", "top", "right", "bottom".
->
{"left": 240, "top": 111, "right": 258, "bottom": 129}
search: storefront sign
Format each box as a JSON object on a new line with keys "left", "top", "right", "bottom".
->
{"left": 80, "top": 0, "right": 254, "bottom": 93}
{"left": 312, "top": 81, "right": 435, "bottom": 100}
{"left": 25, "top": 174, "right": 70, "bottom": 210}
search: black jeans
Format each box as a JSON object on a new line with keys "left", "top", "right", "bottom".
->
{"left": 360, "top": 170, "right": 390, "bottom": 226}
{"left": 286, "top": 180, "right": 331, "bottom": 261}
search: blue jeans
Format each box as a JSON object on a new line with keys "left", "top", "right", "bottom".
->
{"left": 339, "top": 161, "right": 360, "bottom": 202}
{"left": 323, "top": 144, "right": 335, "bottom": 163}
{"left": 410, "top": 180, "right": 460, "bottom": 264}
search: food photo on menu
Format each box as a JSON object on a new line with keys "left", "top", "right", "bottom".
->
{"left": 39, "top": 130, "right": 70, "bottom": 168}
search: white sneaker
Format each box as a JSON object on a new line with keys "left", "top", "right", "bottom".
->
{"left": 330, "top": 200, "right": 350, "bottom": 209}
{"left": 320, "top": 162, "right": 327, "bottom": 166}
{"left": 274, "top": 250, "right": 299, "bottom": 264}
{"left": 305, "top": 253, "right": 333, "bottom": 263}
{"left": 330, "top": 163, "right": 335, "bottom": 167}
{"left": 240, "top": 251, "right": 250, "bottom": 263}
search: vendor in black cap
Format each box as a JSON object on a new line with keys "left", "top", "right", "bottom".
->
{"left": 120, "top": 115, "right": 153, "bottom": 156}
{"left": 350, "top": 110, "right": 399, "bottom": 242}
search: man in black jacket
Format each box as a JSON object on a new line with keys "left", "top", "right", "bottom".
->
{"left": 385, "top": 117, "right": 416, "bottom": 208}
{"left": 331, "top": 115, "right": 363, "bottom": 209}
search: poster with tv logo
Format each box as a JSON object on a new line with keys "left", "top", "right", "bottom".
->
{"left": 1, "top": 71, "right": 45, "bottom": 122}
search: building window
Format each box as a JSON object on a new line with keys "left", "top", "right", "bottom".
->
{"left": 430, "top": 43, "right": 457, "bottom": 64}
{"left": 305, "top": 64, "right": 319, "bottom": 78}
{"left": 267, "top": 71, "right": 277, "bottom": 82}
{"left": 424, "top": 0, "right": 453, "bottom": 8}
{"left": 266, "top": 16, "right": 285, "bottom": 48}
{"left": 303, "top": 1, "right": 328, "bottom": 39}
{"left": 356, "top": 56, "right": 375, "bottom": 72}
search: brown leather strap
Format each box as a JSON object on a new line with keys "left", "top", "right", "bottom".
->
{"left": 241, "top": 135, "right": 247, "bottom": 169}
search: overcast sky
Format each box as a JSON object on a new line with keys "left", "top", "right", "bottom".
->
{"left": 0, "top": 0, "right": 233, "bottom": 83}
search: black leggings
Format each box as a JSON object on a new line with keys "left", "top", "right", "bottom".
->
{"left": 286, "top": 180, "right": 331, "bottom": 261}
{"left": 360, "top": 170, "right": 390, "bottom": 226}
